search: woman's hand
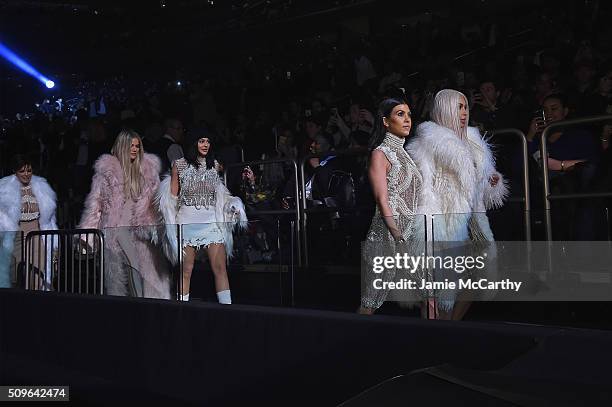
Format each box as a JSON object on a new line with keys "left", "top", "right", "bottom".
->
{"left": 489, "top": 174, "right": 500, "bottom": 187}
{"left": 526, "top": 117, "right": 545, "bottom": 141}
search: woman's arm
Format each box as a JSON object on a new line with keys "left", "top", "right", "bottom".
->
{"left": 170, "top": 163, "right": 179, "bottom": 197}
{"left": 547, "top": 157, "right": 586, "bottom": 171}
{"left": 369, "top": 150, "right": 402, "bottom": 240}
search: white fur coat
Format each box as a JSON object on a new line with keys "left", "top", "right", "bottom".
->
{"left": 407, "top": 122, "right": 508, "bottom": 242}
{"left": 156, "top": 173, "right": 248, "bottom": 265}
{"left": 0, "top": 175, "right": 57, "bottom": 288}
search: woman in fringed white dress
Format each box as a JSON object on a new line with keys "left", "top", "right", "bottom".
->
{"left": 158, "top": 131, "right": 247, "bottom": 303}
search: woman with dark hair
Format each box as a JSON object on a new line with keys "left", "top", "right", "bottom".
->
{"left": 158, "top": 130, "right": 247, "bottom": 303}
{"left": 359, "top": 97, "right": 422, "bottom": 314}
{"left": 0, "top": 155, "right": 57, "bottom": 289}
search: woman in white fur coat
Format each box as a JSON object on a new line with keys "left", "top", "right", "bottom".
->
{"left": 0, "top": 155, "right": 57, "bottom": 289}
{"left": 407, "top": 89, "right": 508, "bottom": 319}
{"left": 79, "top": 130, "right": 170, "bottom": 299}
{"left": 157, "top": 131, "right": 247, "bottom": 304}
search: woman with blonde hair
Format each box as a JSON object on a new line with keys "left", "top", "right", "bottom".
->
{"left": 408, "top": 89, "right": 508, "bottom": 319}
{"left": 79, "top": 129, "right": 170, "bottom": 298}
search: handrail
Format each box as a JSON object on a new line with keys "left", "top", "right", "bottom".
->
{"left": 25, "top": 228, "right": 105, "bottom": 294}
{"left": 540, "top": 115, "right": 612, "bottom": 240}
{"left": 491, "top": 128, "right": 531, "bottom": 241}
{"left": 299, "top": 147, "right": 368, "bottom": 267}
{"left": 224, "top": 157, "right": 301, "bottom": 266}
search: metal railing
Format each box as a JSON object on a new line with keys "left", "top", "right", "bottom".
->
{"left": 540, "top": 115, "right": 612, "bottom": 240}
{"left": 224, "top": 157, "right": 302, "bottom": 266}
{"left": 491, "top": 128, "right": 531, "bottom": 241}
{"left": 299, "top": 148, "right": 368, "bottom": 267}
{"left": 25, "top": 229, "right": 104, "bottom": 294}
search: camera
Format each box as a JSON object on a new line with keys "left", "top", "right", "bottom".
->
{"left": 305, "top": 109, "right": 312, "bottom": 118}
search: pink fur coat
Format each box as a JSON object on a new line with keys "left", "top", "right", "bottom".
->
{"left": 79, "top": 153, "right": 170, "bottom": 299}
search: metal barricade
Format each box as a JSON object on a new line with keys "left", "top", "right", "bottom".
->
{"left": 25, "top": 229, "right": 105, "bottom": 294}
{"left": 299, "top": 148, "right": 369, "bottom": 267}
{"left": 491, "top": 128, "right": 531, "bottom": 241}
{"left": 224, "top": 157, "right": 302, "bottom": 266}
{"left": 540, "top": 115, "right": 612, "bottom": 240}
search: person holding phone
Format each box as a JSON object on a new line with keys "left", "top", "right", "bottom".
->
{"left": 526, "top": 94, "right": 595, "bottom": 172}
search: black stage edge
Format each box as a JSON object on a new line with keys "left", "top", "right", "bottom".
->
{"left": 1, "top": 289, "right": 611, "bottom": 406}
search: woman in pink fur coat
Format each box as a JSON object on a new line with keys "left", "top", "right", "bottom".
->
{"left": 79, "top": 130, "right": 170, "bottom": 299}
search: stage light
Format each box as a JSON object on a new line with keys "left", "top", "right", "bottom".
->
{"left": 0, "top": 42, "right": 57, "bottom": 89}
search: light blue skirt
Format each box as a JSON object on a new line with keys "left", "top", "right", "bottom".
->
{"left": 177, "top": 206, "right": 225, "bottom": 249}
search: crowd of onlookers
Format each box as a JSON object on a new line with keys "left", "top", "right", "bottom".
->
{"left": 1, "top": 1, "right": 612, "bottom": 262}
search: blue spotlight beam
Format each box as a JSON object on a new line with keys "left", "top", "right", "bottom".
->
{"left": 0, "top": 42, "right": 55, "bottom": 88}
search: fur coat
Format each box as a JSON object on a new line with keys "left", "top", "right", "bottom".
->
{"left": 407, "top": 122, "right": 509, "bottom": 242}
{"left": 79, "top": 153, "right": 170, "bottom": 299}
{"left": 0, "top": 175, "right": 57, "bottom": 288}
{"left": 157, "top": 170, "right": 248, "bottom": 265}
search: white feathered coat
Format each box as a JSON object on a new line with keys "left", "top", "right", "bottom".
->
{"left": 407, "top": 122, "right": 508, "bottom": 241}
{"left": 0, "top": 175, "right": 57, "bottom": 287}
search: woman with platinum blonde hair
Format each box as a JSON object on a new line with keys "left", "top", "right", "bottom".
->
{"left": 79, "top": 129, "right": 170, "bottom": 299}
{"left": 407, "top": 89, "right": 508, "bottom": 319}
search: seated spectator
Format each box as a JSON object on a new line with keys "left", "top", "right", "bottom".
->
{"left": 326, "top": 102, "right": 374, "bottom": 149}
{"left": 580, "top": 65, "right": 612, "bottom": 117}
{"left": 470, "top": 78, "right": 520, "bottom": 178}
{"left": 525, "top": 93, "right": 602, "bottom": 240}
{"left": 470, "top": 79, "right": 518, "bottom": 132}
{"left": 526, "top": 93, "right": 598, "bottom": 175}
{"left": 301, "top": 116, "right": 331, "bottom": 158}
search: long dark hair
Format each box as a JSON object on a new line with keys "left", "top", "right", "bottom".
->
{"left": 184, "top": 126, "right": 216, "bottom": 170}
{"left": 369, "top": 97, "right": 409, "bottom": 152}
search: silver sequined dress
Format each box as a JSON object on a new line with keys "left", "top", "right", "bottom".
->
{"left": 175, "top": 158, "right": 225, "bottom": 248}
{"left": 361, "top": 132, "right": 422, "bottom": 309}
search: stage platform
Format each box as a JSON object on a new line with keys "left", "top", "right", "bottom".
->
{"left": 1, "top": 289, "right": 612, "bottom": 406}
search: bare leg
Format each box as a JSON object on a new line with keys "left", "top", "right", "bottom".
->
{"left": 182, "top": 246, "right": 196, "bottom": 296}
{"left": 206, "top": 243, "right": 229, "bottom": 293}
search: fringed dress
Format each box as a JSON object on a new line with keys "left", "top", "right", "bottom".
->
{"left": 361, "top": 132, "right": 422, "bottom": 310}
